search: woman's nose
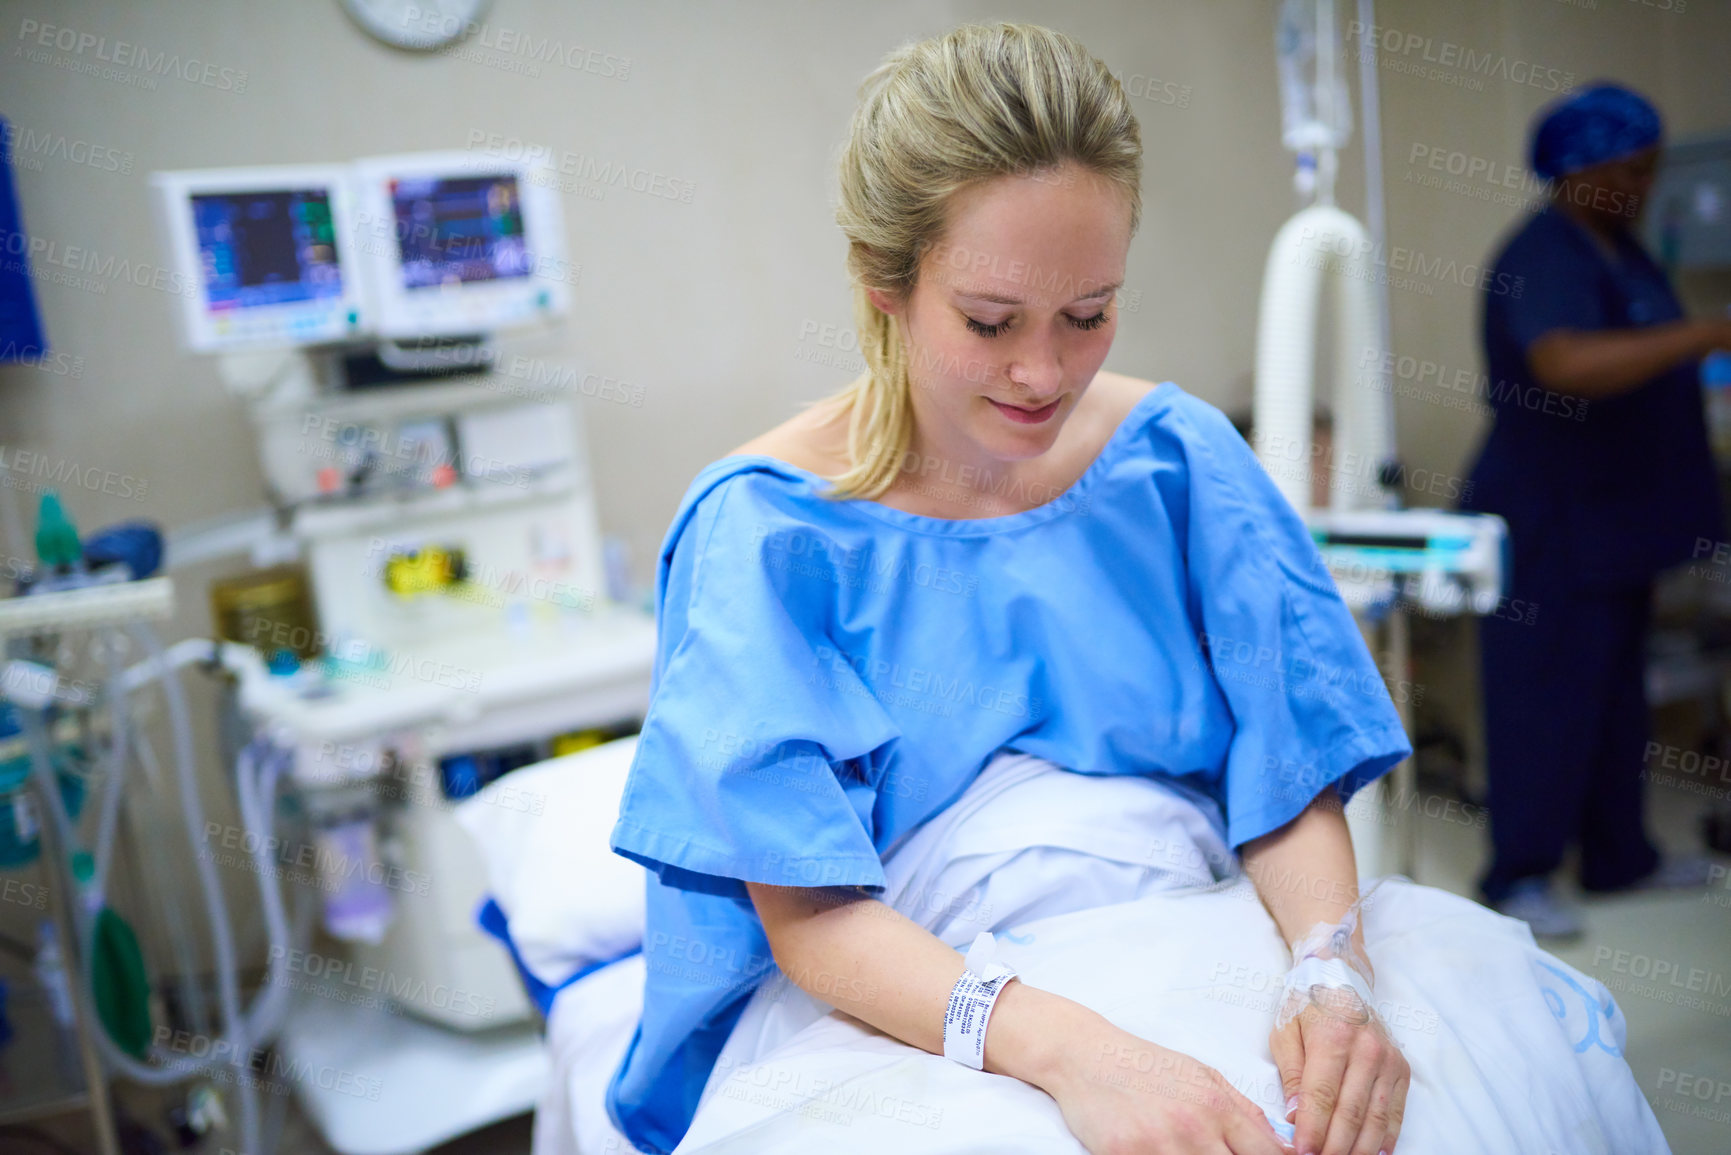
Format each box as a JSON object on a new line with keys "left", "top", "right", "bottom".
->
{"left": 1007, "top": 333, "right": 1063, "bottom": 397}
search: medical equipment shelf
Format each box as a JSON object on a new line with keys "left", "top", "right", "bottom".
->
{"left": 0, "top": 577, "right": 174, "bottom": 638}
{"left": 233, "top": 601, "right": 655, "bottom": 760}
{"left": 1307, "top": 509, "right": 1509, "bottom": 618}
{"left": 267, "top": 369, "right": 538, "bottom": 423}
{"left": 284, "top": 462, "right": 587, "bottom": 540}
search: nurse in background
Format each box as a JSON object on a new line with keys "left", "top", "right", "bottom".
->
{"left": 1463, "top": 83, "right": 1731, "bottom": 939}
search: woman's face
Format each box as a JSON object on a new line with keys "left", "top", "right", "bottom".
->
{"left": 1560, "top": 145, "right": 1660, "bottom": 231}
{"left": 870, "top": 161, "right": 1133, "bottom": 466}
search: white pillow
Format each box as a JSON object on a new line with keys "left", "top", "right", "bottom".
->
{"left": 454, "top": 735, "right": 646, "bottom": 988}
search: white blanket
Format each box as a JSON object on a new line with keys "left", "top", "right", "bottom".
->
{"left": 524, "top": 750, "right": 1671, "bottom": 1155}
{"left": 680, "top": 878, "right": 1667, "bottom": 1154}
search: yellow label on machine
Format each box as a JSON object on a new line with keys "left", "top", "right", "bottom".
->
{"left": 383, "top": 547, "right": 465, "bottom": 597}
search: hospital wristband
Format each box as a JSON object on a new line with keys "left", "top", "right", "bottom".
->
{"left": 943, "top": 932, "right": 1017, "bottom": 1070}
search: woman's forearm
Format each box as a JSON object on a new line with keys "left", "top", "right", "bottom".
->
{"left": 1240, "top": 785, "right": 1370, "bottom": 975}
{"left": 744, "top": 881, "right": 1100, "bottom": 1091}
{"left": 1526, "top": 318, "right": 1728, "bottom": 399}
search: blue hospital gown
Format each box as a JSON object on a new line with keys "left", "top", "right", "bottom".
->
{"left": 605, "top": 381, "right": 1413, "bottom": 1152}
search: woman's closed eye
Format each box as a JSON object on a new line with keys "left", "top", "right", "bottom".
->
{"left": 963, "top": 310, "right": 1110, "bottom": 338}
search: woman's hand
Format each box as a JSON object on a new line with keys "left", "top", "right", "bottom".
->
{"left": 1269, "top": 1002, "right": 1408, "bottom": 1155}
{"left": 1039, "top": 1017, "right": 1295, "bottom": 1155}
{"left": 1241, "top": 788, "right": 1407, "bottom": 1153}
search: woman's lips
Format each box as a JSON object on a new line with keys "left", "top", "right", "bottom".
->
{"left": 989, "top": 397, "right": 1061, "bottom": 424}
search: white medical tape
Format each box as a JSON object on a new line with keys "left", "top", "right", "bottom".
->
{"left": 944, "top": 931, "right": 1017, "bottom": 1070}
{"left": 1283, "top": 955, "right": 1375, "bottom": 1019}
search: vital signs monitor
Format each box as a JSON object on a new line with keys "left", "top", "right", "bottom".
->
{"left": 152, "top": 165, "right": 368, "bottom": 352}
{"left": 349, "top": 151, "right": 569, "bottom": 340}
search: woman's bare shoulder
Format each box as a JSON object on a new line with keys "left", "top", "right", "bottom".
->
{"left": 727, "top": 394, "right": 854, "bottom": 476}
{"left": 1075, "top": 369, "right": 1162, "bottom": 444}
{"left": 1091, "top": 369, "right": 1161, "bottom": 415}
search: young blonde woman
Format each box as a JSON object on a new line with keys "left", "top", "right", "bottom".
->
{"left": 602, "top": 23, "right": 1605, "bottom": 1155}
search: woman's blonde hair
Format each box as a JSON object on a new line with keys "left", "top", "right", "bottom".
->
{"left": 822, "top": 22, "right": 1143, "bottom": 500}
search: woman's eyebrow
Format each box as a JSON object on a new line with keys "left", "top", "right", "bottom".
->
{"left": 951, "top": 280, "right": 1123, "bottom": 305}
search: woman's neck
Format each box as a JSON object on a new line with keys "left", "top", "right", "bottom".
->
{"left": 880, "top": 426, "right": 1066, "bottom": 519}
{"left": 1552, "top": 193, "right": 1627, "bottom": 262}
{"left": 869, "top": 374, "right": 1144, "bottom": 519}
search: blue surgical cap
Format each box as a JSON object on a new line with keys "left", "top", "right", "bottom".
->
{"left": 1529, "top": 83, "right": 1662, "bottom": 182}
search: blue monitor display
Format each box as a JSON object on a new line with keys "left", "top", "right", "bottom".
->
{"left": 389, "top": 173, "right": 529, "bottom": 290}
{"left": 192, "top": 189, "right": 345, "bottom": 312}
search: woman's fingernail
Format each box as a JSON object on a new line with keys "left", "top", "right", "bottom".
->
{"left": 1285, "top": 1093, "right": 1299, "bottom": 1119}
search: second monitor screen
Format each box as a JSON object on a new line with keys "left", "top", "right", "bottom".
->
{"left": 389, "top": 173, "right": 530, "bottom": 290}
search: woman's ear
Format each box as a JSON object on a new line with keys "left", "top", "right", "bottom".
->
{"left": 866, "top": 286, "right": 903, "bottom": 316}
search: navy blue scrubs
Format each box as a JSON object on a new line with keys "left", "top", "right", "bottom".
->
{"left": 1462, "top": 204, "right": 1722, "bottom": 903}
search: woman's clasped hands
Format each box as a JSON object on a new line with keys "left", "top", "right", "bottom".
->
{"left": 1037, "top": 964, "right": 1407, "bottom": 1155}
{"left": 1043, "top": 1018, "right": 1295, "bottom": 1155}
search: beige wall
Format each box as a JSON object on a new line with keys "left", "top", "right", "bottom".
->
{"left": 0, "top": 0, "right": 1726, "bottom": 959}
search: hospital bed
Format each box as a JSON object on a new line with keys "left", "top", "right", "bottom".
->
{"left": 457, "top": 737, "right": 1672, "bottom": 1155}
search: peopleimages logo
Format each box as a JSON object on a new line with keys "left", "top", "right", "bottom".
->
{"left": 0, "top": 228, "right": 197, "bottom": 298}
{"left": 0, "top": 121, "right": 134, "bottom": 174}
{"left": 402, "top": 9, "right": 631, "bottom": 78}
{"left": 466, "top": 131, "right": 695, "bottom": 204}
{"left": 1347, "top": 20, "right": 1575, "bottom": 94}
{"left": 1296, "top": 225, "right": 1524, "bottom": 299}
{"left": 0, "top": 342, "right": 85, "bottom": 377}
{"left": 0, "top": 444, "right": 148, "bottom": 499}
{"left": 15, "top": 20, "right": 250, "bottom": 93}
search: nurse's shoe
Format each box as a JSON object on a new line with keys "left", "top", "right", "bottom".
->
{"left": 1621, "top": 853, "right": 1719, "bottom": 892}
{"left": 1492, "top": 877, "right": 1584, "bottom": 942}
